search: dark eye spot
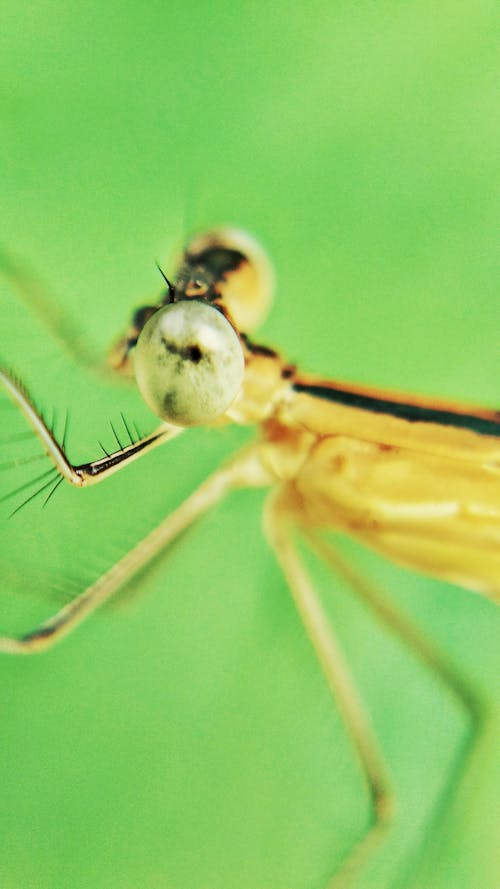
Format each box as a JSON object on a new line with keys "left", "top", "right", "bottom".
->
{"left": 161, "top": 337, "right": 203, "bottom": 363}
{"left": 186, "top": 344, "right": 202, "bottom": 363}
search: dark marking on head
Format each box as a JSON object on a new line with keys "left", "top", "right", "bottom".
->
{"left": 241, "top": 333, "right": 278, "bottom": 358}
{"left": 186, "top": 246, "right": 246, "bottom": 279}
{"left": 185, "top": 344, "right": 202, "bottom": 363}
{"left": 174, "top": 247, "right": 247, "bottom": 305}
{"left": 161, "top": 337, "right": 204, "bottom": 364}
{"left": 133, "top": 305, "right": 160, "bottom": 330}
{"left": 125, "top": 336, "right": 138, "bottom": 355}
{"left": 162, "top": 390, "right": 178, "bottom": 417}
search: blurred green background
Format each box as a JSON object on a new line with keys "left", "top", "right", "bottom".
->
{"left": 0, "top": 2, "right": 498, "bottom": 888}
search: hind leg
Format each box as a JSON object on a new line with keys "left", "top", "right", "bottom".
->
{"left": 264, "top": 490, "right": 395, "bottom": 888}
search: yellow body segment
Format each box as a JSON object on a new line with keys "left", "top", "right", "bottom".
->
{"left": 292, "top": 434, "right": 500, "bottom": 601}
{"left": 284, "top": 371, "right": 500, "bottom": 465}
{"left": 230, "top": 347, "right": 500, "bottom": 602}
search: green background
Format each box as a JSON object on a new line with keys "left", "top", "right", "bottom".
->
{"left": 0, "top": 2, "right": 498, "bottom": 888}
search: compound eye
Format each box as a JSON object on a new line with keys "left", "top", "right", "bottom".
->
{"left": 134, "top": 301, "right": 244, "bottom": 426}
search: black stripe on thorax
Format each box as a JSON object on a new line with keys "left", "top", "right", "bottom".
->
{"left": 292, "top": 382, "right": 500, "bottom": 438}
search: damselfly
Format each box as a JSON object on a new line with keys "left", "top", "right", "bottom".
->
{"left": 1, "top": 229, "right": 498, "bottom": 887}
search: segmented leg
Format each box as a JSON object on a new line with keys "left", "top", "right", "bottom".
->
{"left": 305, "top": 531, "right": 490, "bottom": 888}
{"left": 0, "top": 367, "right": 182, "bottom": 486}
{"left": 0, "top": 445, "right": 271, "bottom": 654}
{"left": 264, "top": 492, "right": 395, "bottom": 888}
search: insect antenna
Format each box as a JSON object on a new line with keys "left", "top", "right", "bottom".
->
{"left": 155, "top": 261, "right": 175, "bottom": 301}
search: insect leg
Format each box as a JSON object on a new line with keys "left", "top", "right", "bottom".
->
{"left": 304, "top": 531, "right": 491, "bottom": 887}
{"left": 0, "top": 367, "right": 182, "bottom": 487}
{"left": 0, "top": 445, "right": 271, "bottom": 654}
{"left": 264, "top": 491, "right": 395, "bottom": 889}
{"left": 0, "top": 245, "right": 109, "bottom": 375}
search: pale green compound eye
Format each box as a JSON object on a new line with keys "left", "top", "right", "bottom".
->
{"left": 134, "top": 301, "right": 245, "bottom": 426}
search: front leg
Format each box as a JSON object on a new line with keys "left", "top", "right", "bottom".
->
{"left": 0, "top": 367, "right": 182, "bottom": 487}
{"left": 0, "top": 447, "right": 268, "bottom": 654}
